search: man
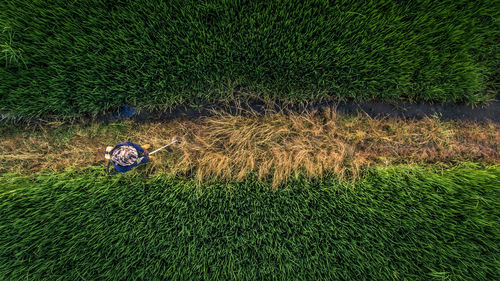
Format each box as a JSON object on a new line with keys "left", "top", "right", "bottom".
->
{"left": 106, "top": 142, "right": 150, "bottom": 174}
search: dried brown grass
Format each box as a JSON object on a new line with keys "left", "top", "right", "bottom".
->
{"left": 1, "top": 109, "right": 498, "bottom": 187}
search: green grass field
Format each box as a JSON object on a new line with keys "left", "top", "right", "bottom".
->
{"left": 1, "top": 165, "right": 498, "bottom": 280}
{"left": 1, "top": 0, "right": 499, "bottom": 118}
{"left": 1, "top": 1, "right": 499, "bottom": 279}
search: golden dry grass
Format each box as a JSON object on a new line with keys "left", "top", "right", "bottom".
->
{"left": 1, "top": 109, "right": 498, "bottom": 187}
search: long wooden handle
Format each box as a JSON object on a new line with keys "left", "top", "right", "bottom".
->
{"left": 149, "top": 139, "right": 178, "bottom": 155}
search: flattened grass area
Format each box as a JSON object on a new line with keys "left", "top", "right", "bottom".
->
{"left": 1, "top": 0, "right": 499, "bottom": 118}
{"left": 1, "top": 114, "right": 499, "bottom": 186}
{"left": 1, "top": 165, "right": 498, "bottom": 280}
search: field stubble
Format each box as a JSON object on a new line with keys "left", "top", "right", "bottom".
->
{"left": 1, "top": 109, "right": 498, "bottom": 186}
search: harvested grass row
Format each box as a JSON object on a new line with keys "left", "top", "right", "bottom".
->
{"left": 0, "top": 166, "right": 499, "bottom": 280}
{"left": 1, "top": 110, "right": 499, "bottom": 187}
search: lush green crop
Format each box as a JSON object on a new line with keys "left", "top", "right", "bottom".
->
{"left": 1, "top": 0, "right": 498, "bottom": 118}
{"left": 1, "top": 165, "right": 498, "bottom": 280}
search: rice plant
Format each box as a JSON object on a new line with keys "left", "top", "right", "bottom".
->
{"left": 0, "top": 27, "right": 26, "bottom": 69}
{"left": 0, "top": 165, "right": 498, "bottom": 280}
{"left": 0, "top": 0, "right": 498, "bottom": 118}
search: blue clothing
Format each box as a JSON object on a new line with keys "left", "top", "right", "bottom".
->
{"left": 111, "top": 142, "right": 149, "bottom": 173}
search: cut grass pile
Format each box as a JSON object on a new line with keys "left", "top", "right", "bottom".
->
{"left": 1, "top": 0, "right": 499, "bottom": 118}
{"left": 0, "top": 165, "right": 498, "bottom": 280}
{"left": 1, "top": 111, "right": 498, "bottom": 186}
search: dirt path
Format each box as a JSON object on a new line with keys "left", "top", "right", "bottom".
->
{"left": 95, "top": 101, "right": 500, "bottom": 123}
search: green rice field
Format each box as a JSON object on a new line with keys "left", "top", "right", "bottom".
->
{"left": 1, "top": 0, "right": 499, "bottom": 118}
{"left": 1, "top": 165, "right": 498, "bottom": 280}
